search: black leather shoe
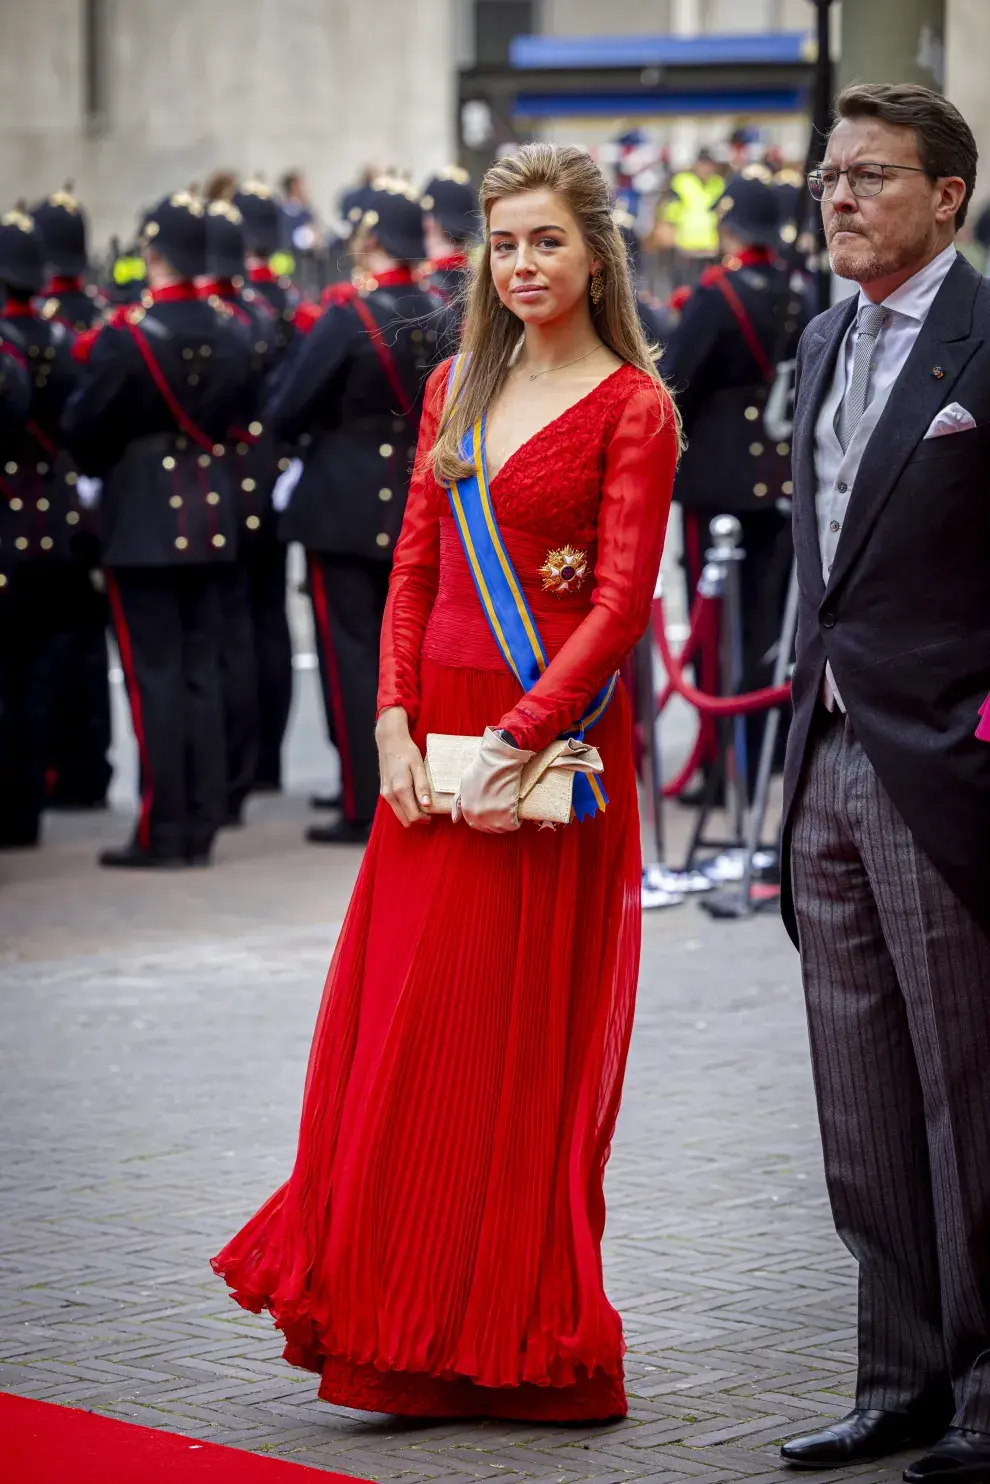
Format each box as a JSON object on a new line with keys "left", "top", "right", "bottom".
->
{"left": 309, "top": 791, "right": 343, "bottom": 811}
{"left": 305, "top": 819, "right": 372, "bottom": 845}
{"left": 782, "top": 1409, "right": 944, "bottom": 1469}
{"left": 904, "top": 1428, "right": 990, "bottom": 1482}
{"left": 99, "top": 845, "right": 187, "bottom": 869}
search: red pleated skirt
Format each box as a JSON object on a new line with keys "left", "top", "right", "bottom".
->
{"left": 212, "top": 660, "right": 642, "bottom": 1420}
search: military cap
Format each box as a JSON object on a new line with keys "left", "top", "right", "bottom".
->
{"left": 0, "top": 209, "right": 45, "bottom": 293}
{"left": 205, "top": 199, "right": 246, "bottom": 279}
{"left": 420, "top": 166, "right": 479, "bottom": 242}
{"left": 32, "top": 188, "right": 88, "bottom": 276}
{"left": 233, "top": 180, "right": 280, "bottom": 257}
{"left": 140, "top": 191, "right": 208, "bottom": 278}
{"left": 717, "top": 172, "right": 781, "bottom": 247}
{"left": 362, "top": 177, "right": 426, "bottom": 263}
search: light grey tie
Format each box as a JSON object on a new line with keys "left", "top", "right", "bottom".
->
{"left": 837, "top": 302, "right": 888, "bottom": 452}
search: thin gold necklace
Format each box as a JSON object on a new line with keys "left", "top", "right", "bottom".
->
{"left": 525, "top": 345, "right": 602, "bottom": 382}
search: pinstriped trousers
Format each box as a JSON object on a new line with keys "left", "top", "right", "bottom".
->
{"left": 791, "top": 707, "right": 990, "bottom": 1430}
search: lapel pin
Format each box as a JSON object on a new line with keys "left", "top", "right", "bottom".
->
{"left": 931, "top": 365, "right": 945, "bottom": 378}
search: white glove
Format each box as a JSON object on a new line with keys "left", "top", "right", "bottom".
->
{"left": 452, "top": 727, "right": 535, "bottom": 833}
{"left": 271, "top": 458, "right": 303, "bottom": 512}
{"left": 75, "top": 476, "right": 102, "bottom": 508}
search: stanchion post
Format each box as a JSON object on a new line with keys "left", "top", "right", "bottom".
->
{"left": 710, "top": 516, "right": 748, "bottom": 837}
{"left": 736, "top": 557, "right": 800, "bottom": 913}
{"left": 635, "top": 628, "right": 665, "bottom": 867}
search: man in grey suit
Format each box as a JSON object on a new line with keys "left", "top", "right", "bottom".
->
{"left": 778, "top": 84, "right": 990, "bottom": 1481}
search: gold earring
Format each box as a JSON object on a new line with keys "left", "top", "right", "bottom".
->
{"left": 590, "top": 270, "right": 605, "bottom": 306}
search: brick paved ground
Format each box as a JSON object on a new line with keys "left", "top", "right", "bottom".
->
{"left": 0, "top": 738, "right": 917, "bottom": 1483}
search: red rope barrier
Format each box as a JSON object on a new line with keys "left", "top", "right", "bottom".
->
{"left": 653, "top": 593, "right": 791, "bottom": 718}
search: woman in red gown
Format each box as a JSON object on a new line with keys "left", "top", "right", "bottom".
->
{"left": 213, "top": 143, "right": 680, "bottom": 1422}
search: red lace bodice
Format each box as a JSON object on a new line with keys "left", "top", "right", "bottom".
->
{"left": 378, "top": 358, "right": 678, "bottom": 752}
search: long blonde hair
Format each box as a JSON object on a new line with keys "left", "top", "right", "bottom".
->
{"left": 431, "top": 142, "right": 680, "bottom": 485}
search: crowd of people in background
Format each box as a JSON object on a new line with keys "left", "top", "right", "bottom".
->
{"left": 0, "top": 129, "right": 840, "bottom": 867}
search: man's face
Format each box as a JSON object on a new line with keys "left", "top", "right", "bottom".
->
{"left": 822, "top": 117, "right": 948, "bottom": 284}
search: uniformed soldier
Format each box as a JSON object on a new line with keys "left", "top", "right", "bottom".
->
{"left": 661, "top": 172, "right": 810, "bottom": 785}
{"left": 202, "top": 198, "right": 293, "bottom": 821}
{"left": 612, "top": 205, "right": 672, "bottom": 350}
{"left": 233, "top": 181, "right": 299, "bottom": 360}
{"left": 0, "top": 209, "right": 84, "bottom": 848}
{"left": 0, "top": 329, "right": 31, "bottom": 454}
{"left": 271, "top": 180, "right": 448, "bottom": 844}
{"left": 61, "top": 192, "right": 254, "bottom": 868}
{"left": 422, "top": 167, "right": 479, "bottom": 303}
{"left": 32, "top": 189, "right": 105, "bottom": 330}
{"left": 32, "top": 186, "right": 114, "bottom": 811}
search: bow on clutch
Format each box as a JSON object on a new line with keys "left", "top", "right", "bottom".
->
{"left": 425, "top": 730, "right": 604, "bottom": 833}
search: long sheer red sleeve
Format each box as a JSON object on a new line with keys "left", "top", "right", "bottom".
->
{"left": 496, "top": 382, "right": 678, "bottom": 753}
{"left": 376, "top": 360, "right": 451, "bottom": 726}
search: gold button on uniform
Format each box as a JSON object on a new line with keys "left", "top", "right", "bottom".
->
{"left": 753, "top": 482, "right": 768, "bottom": 498}
{"left": 744, "top": 406, "right": 759, "bottom": 421}
{"left": 246, "top": 515, "right": 261, "bottom": 530}
{"left": 212, "top": 443, "right": 224, "bottom": 456}
{"left": 175, "top": 536, "right": 189, "bottom": 550}
{"left": 66, "top": 471, "right": 77, "bottom": 485}
{"left": 379, "top": 443, "right": 393, "bottom": 458}
{"left": 277, "top": 457, "right": 290, "bottom": 472}
{"left": 782, "top": 479, "right": 794, "bottom": 495}
{"left": 376, "top": 532, "right": 390, "bottom": 548}
{"left": 36, "top": 497, "right": 49, "bottom": 511}
{"left": 40, "top": 536, "right": 53, "bottom": 550}
{"left": 198, "top": 453, "right": 211, "bottom": 468}
{"left": 776, "top": 441, "right": 790, "bottom": 456}
{"left": 236, "top": 442, "right": 248, "bottom": 455}
{"left": 248, "top": 421, "right": 262, "bottom": 437}
{"left": 378, "top": 488, "right": 392, "bottom": 502}
{"left": 4, "top": 461, "right": 17, "bottom": 474}
{"left": 241, "top": 478, "right": 256, "bottom": 492}
{"left": 206, "top": 491, "right": 220, "bottom": 505}
{"left": 163, "top": 455, "right": 176, "bottom": 470}
{"left": 37, "top": 462, "right": 49, "bottom": 475}
{"left": 66, "top": 510, "right": 80, "bottom": 524}
{"left": 15, "top": 537, "right": 28, "bottom": 550}
{"left": 212, "top": 533, "right": 226, "bottom": 548}
{"left": 0, "top": 574, "right": 6, "bottom": 589}
{"left": 170, "top": 494, "right": 183, "bottom": 509}
{"left": 9, "top": 497, "right": 22, "bottom": 512}
{"left": 748, "top": 442, "right": 763, "bottom": 457}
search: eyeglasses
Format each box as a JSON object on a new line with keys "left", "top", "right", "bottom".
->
{"left": 807, "top": 162, "right": 932, "bottom": 201}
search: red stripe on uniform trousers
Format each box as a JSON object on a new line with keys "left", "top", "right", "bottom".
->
{"left": 307, "top": 554, "right": 357, "bottom": 820}
{"left": 105, "top": 573, "right": 155, "bottom": 850}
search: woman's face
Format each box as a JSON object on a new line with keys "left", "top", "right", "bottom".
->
{"left": 488, "top": 189, "right": 600, "bottom": 326}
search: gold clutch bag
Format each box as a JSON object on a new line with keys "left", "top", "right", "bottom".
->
{"left": 424, "top": 733, "right": 604, "bottom": 825}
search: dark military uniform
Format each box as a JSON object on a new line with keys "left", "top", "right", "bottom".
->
{"left": 272, "top": 183, "right": 447, "bottom": 840}
{"left": 0, "top": 210, "right": 85, "bottom": 846}
{"left": 661, "top": 174, "right": 810, "bottom": 780}
{"left": 233, "top": 183, "right": 299, "bottom": 361}
{"left": 200, "top": 199, "right": 285, "bottom": 823}
{"left": 230, "top": 183, "right": 300, "bottom": 791}
{"left": 32, "top": 189, "right": 113, "bottom": 810}
{"left": 421, "top": 168, "right": 479, "bottom": 355}
{"left": 62, "top": 193, "right": 253, "bottom": 867}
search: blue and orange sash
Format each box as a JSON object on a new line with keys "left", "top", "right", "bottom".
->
{"left": 445, "top": 356, "right": 615, "bottom": 821}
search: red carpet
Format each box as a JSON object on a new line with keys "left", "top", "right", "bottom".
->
{"left": 0, "top": 1392, "right": 371, "bottom": 1483}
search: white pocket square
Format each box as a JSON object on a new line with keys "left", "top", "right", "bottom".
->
{"left": 923, "top": 402, "right": 977, "bottom": 439}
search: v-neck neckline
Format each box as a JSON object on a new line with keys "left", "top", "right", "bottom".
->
{"left": 484, "top": 364, "right": 630, "bottom": 485}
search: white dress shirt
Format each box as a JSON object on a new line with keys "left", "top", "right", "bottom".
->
{"left": 815, "top": 243, "right": 958, "bottom": 709}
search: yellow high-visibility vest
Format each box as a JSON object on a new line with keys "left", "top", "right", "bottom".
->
{"left": 663, "top": 171, "right": 725, "bottom": 254}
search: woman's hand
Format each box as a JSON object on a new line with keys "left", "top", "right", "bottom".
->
{"left": 452, "top": 728, "right": 535, "bottom": 833}
{"left": 376, "top": 708, "right": 432, "bottom": 827}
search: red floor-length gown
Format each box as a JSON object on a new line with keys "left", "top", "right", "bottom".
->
{"left": 213, "top": 359, "right": 678, "bottom": 1420}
